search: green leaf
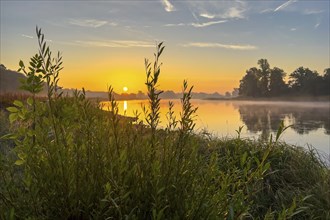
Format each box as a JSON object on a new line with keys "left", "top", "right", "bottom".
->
{"left": 9, "top": 113, "right": 18, "bottom": 123}
{"left": 13, "top": 100, "right": 23, "bottom": 107}
{"left": 29, "top": 61, "right": 36, "bottom": 68}
{"left": 0, "top": 133, "right": 16, "bottom": 140}
{"left": 158, "top": 46, "right": 165, "bottom": 56}
{"left": 27, "top": 97, "right": 33, "bottom": 106}
{"left": 18, "top": 111, "right": 25, "bottom": 120}
{"left": 275, "top": 121, "right": 284, "bottom": 141}
{"left": 18, "top": 152, "right": 26, "bottom": 160}
{"left": 36, "top": 60, "right": 42, "bottom": 68}
{"left": 27, "top": 130, "right": 34, "bottom": 137}
{"left": 254, "top": 156, "right": 260, "bottom": 165}
{"left": 104, "top": 182, "right": 111, "bottom": 193}
{"left": 262, "top": 162, "right": 271, "bottom": 175}
{"left": 240, "top": 152, "right": 248, "bottom": 167}
{"left": 9, "top": 208, "right": 15, "bottom": 220}
{"left": 14, "top": 159, "right": 25, "bottom": 166}
{"left": 19, "top": 60, "right": 24, "bottom": 68}
{"left": 7, "top": 107, "right": 18, "bottom": 113}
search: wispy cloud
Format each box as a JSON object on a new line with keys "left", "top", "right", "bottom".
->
{"left": 165, "top": 20, "right": 227, "bottom": 28}
{"left": 75, "top": 40, "right": 155, "bottom": 48}
{"left": 314, "top": 23, "right": 320, "bottom": 28}
{"left": 200, "top": 13, "right": 215, "bottom": 19}
{"left": 164, "top": 23, "right": 186, "bottom": 27}
{"left": 290, "top": 28, "right": 297, "bottom": 31}
{"left": 260, "top": 8, "right": 273, "bottom": 14}
{"left": 161, "top": 0, "right": 175, "bottom": 12}
{"left": 21, "top": 34, "right": 33, "bottom": 39}
{"left": 221, "top": 7, "right": 245, "bottom": 19}
{"left": 274, "top": 0, "right": 297, "bottom": 12}
{"left": 303, "top": 9, "right": 324, "bottom": 15}
{"left": 69, "top": 19, "right": 114, "bottom": 28}
{"left": 191, "top": 20, "right": 227, "bottom": 27}
{"left": 191, "top": 0, "right": 247, "bottom": 20}
{"left": 181, "top": 42, "right": 257, "bottom": 50}
{"left": 199, "top": 7, "right": 245, "bottom": 20}
{"left": 21, "top": 34, "right": 52, "bottom": 42}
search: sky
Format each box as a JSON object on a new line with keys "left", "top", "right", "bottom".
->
{"left": 1, "top": 0, "right": 329, "bottom": 94}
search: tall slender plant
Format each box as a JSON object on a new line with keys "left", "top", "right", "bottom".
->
{"left": 179, "top": 80, "right": 198, "bottom": 134}
{"left": 144, "top": 42, "right": 164, "bottom": 154}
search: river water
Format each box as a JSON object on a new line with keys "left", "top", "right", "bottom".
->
{"left": 101, "top": 100, "right": 330, "bottom": 157}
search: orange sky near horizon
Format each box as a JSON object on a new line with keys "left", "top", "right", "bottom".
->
{"left": 3, "top": 43, "right": 328, "bottom": 94}
{"left": 31, "top": 44, "right": 327, "bottom": 94}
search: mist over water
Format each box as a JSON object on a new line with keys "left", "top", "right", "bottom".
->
{"left": 101, "top": 100, "right": 330, "bottom": 156}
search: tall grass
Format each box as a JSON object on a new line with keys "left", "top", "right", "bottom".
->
{"left": 0, "top": 28, "right": 329, "bottom": 219}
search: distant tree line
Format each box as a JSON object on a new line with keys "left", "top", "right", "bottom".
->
{"left": 238, "top": 59, "right": 330, "bottom": 97}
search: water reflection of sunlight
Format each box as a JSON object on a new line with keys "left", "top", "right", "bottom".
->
{"left": 123, "top": 100, "right": 127, "bottom": 114}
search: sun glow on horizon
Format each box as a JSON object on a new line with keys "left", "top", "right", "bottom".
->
{"left": 123, "top": 86, "right": 128, "bottom": 92}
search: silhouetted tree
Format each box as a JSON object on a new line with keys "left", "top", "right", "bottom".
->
{"left": 320, "top": 68, "right": 330, "bottom": 95}
{"left": 324, "top": 68, "right": 330, "bottom": 77}
{"left": 225, "top": 91, "right": 231, "bottom": 97}
{"left": 239, "top": 59, "right": 272, "bottom": 97}
{"left": 136, "top": 90, "right": 147, "bottom": 99}
{"left": 238, "top": 60, "right": 329, "bottom": 97}
{"left": 239, "top": 67, "right": 259, "bottom": 97}
{"left": 289, "top": 67, "right": 320, "bottom": 95}
{"left": 231, "top": 88, "right": 239, "bottom": 97}
{"left": 257, "top": 59, "right": 270, "bottom": 96}
{"left": 269, "top": 67, "right": 287, "bottom": 96}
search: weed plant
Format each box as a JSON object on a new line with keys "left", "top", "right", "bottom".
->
{"left": 0, "top": 28, "right": 329, "bottom": 220}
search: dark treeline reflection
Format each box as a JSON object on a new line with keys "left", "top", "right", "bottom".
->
{"left": 233, "top": 102, "right": 330, "bottom": 140}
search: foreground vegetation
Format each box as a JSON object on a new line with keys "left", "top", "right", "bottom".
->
{"left": 0, "top": 28, "right": 329, "bottom": 219}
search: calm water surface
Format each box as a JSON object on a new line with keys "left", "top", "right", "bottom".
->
{"left": 102, "top": 100, "right": 330, "bottom": 156}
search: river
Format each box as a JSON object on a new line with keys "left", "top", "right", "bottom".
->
{"left": 101, "top": 100, "right": 330, "bottom": 157}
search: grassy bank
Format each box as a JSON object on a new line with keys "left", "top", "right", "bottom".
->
{"left": 0, "top": 29, "right": 329, "bottom": 219}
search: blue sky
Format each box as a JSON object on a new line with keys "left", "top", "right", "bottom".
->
{"left": 1, "top": 0, "right": 329, "bottom": 93}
